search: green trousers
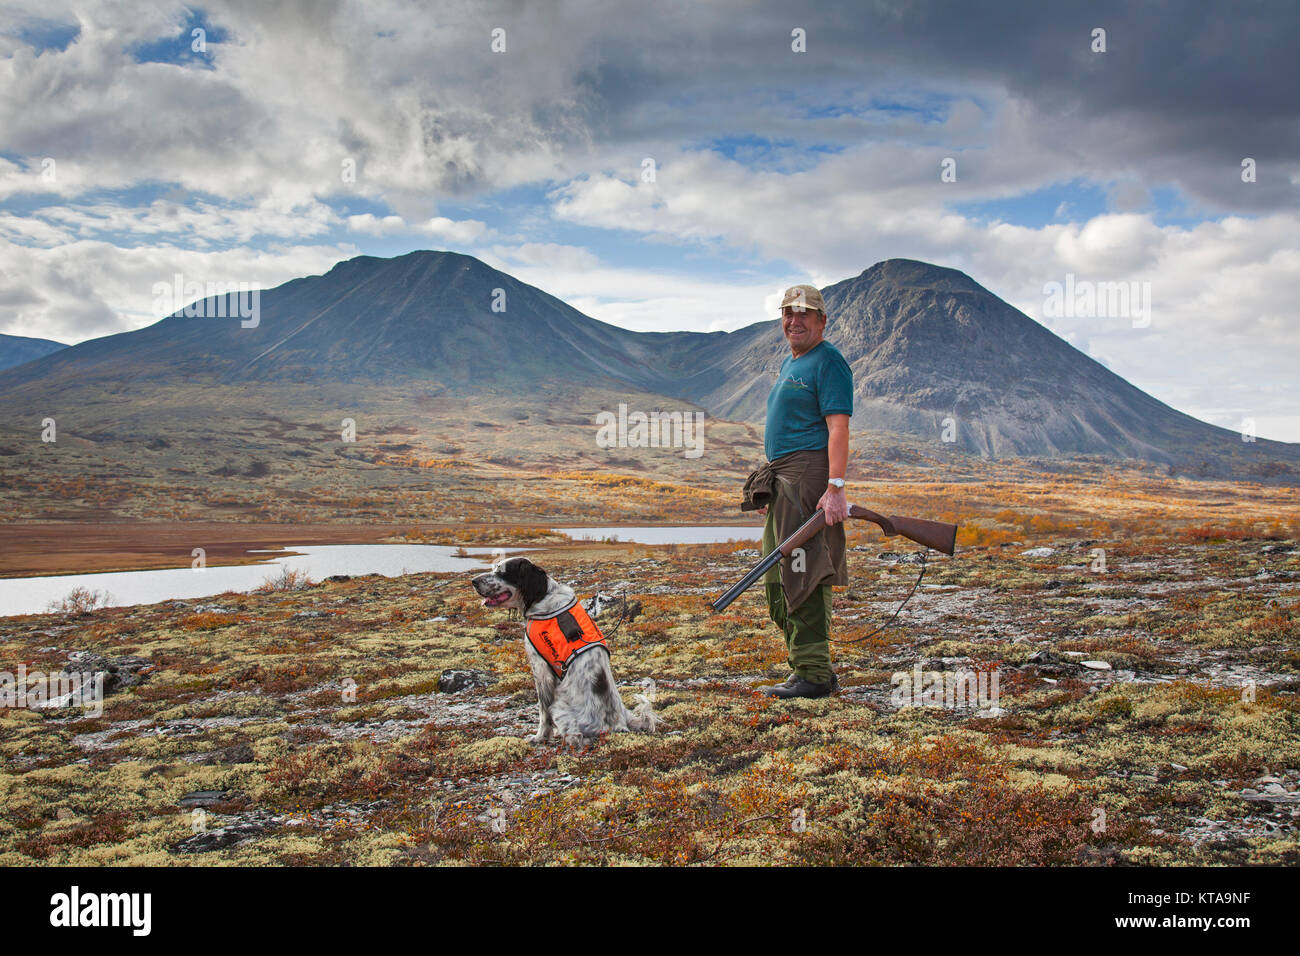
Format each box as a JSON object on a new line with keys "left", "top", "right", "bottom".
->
{"left": 762, "top": 511, "right": 834, "bottom": 684}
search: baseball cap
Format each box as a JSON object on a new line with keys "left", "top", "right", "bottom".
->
{"left": 779, "top": 284, "right": 826, "bottom": 315}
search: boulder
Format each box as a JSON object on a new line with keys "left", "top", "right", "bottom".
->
{"left": 438, "top": 669, "right": 497, "bottom": 694}
{"left": 62, "top": 652, "right": 154, "bottom": 694}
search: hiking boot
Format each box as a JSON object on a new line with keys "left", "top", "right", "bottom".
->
{"left": 762, "top": 671, "right": 839, "bottom": 695}
{"left": 759, "top": 673, "right": 800, "bottom": 695}
{"left": 769, "top": 676, "right": 835, "bottom": 700}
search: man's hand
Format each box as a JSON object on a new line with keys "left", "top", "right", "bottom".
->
{"left": 756, "top": 506, "right": 767, "bottom": 515}
{"left": 818, "top": 484, "right": 849, "bottom": 524}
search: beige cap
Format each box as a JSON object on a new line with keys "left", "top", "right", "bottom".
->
{"left": 779, "top": 284, "right": 826, "bottom": 315}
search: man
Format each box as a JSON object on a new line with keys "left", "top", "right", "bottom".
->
{"left": 740, "top": 284, "right": 853, "bottom": 699}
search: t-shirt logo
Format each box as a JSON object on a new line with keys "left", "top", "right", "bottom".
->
{"left": 781, "top": 374, "right": 810, "bottom": 390}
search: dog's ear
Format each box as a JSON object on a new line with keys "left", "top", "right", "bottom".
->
{"left": 517, "top": 560, "right": 551, "bottom": 609}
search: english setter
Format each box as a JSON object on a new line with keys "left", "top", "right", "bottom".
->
{"left": 470, "top": 557, "right": 658, "bottom": 746}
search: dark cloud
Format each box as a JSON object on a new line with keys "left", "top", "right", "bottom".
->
{"left": 555, "top": 0, "right": 1299, "bottom": 211}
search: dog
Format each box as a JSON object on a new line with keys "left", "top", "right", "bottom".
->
{"left": 471, "top": 556, "right": 658, "bottom": 746}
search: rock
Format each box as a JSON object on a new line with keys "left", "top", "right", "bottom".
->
{"left": 1240, "top": 789, "right": 1300, "bottom": 804}
{"left": 172, "top": 819, "right": 269, "bottom": 853}
{"left": 325, "top": 574, "right": 352, "bottom": 582}
{"left": 202, "top": 743, "right": 255, "bottom": 765}
{"left": 292, "top": 610, "right": 327, "bottom": 619}
{"left": 583, "top": 592, "right": 642, "bottom": 621}
{"left": 734, "top": 549, "right": 761, "bottom": 558}
{"left": 1169, "top": 763, "right": 1189, "bottom": 772}
{"left": 1027, "top": 650, "right": 1064, "bottom": 666}
{"left": 438, "top": 669, "right": 497, "bottom": 694}
{"left": 192, "top": 604, "right": 236, "bottom": 614}
{"left": 1023, "top": 649, "right": 1081, "bottom": 676}
{"left": 179, "top": 790, "right": 231, "bottom": 808}
{"left": 1021, "top": 547, "right": 1056, "bottom": 558}
{"left": 1081, "top": 660, "right": 1112, "bottom": 670}
{"left": 62, "top": 653, "right": 154, "bottom": 695}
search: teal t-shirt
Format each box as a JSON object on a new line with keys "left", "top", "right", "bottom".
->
{"left": 764, "top": 340, "right": 854, "bottom": 461}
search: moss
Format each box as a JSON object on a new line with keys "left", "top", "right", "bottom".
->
{"left": 455, "top": 736, "right": 532, "bottom": 770}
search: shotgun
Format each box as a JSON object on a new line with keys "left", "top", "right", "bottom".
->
{"left": 707, "top": 505, "right": 957, "bottom": 613}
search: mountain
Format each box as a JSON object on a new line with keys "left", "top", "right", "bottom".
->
{"left": 0, "top": 251, "right": 736, "bottom": 396}
{"left": 0, "top": 250, "right": 1295, "bottom": 477}
{"left": 677, "top": 259, "right": 1296, "bottom": 468}
{"left": 0, "top": 333, "right": 66, "bottom": 371}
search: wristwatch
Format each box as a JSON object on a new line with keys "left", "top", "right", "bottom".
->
{"left": 827, "top": 478, "right": 845, "bottom": 489}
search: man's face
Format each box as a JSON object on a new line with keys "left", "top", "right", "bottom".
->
{"left": 782, "top": 306, "right": 826, "bottom": 351}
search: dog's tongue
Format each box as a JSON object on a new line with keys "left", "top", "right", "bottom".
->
{"left": 483, "top": 592, "right": 511, "bottom": 607}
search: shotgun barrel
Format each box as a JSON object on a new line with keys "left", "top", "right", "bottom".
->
{"left": 708, "top": 509, "right": 827, "bottom": 612}
{"left": 707, "top": 504, "right": 958, "bottom": 613}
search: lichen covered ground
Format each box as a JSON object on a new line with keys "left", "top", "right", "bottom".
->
{"left": 2, "top": 528, "right": 1299, "bottom": 865}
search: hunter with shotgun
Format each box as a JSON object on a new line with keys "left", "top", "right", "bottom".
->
{"left": 711, "top": 284, "right": 957, "bottom": 699}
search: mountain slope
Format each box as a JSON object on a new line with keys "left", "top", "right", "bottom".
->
{"left": 679, "top": 259, "right": 1299, "bottom": 470}
{"left": 0, "top": 251, "right": 692, "bottom": 394}
{"left": 0, "top": 333, "right": 66, "bottom": 371}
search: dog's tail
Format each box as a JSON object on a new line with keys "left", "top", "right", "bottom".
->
{"left": 625, "top": 685, "right": 661, "bottom": 733}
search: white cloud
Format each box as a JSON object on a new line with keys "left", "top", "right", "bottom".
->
{"left": 0, "top": 238, "right": 357, "bottom": 341}
{"left": 487, "top": 242, "right": 599, "bottom": 271}
{"left": 423, "top": 216, "right": 487, "bottom": 243}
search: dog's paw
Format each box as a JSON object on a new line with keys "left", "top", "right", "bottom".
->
{"left": 526, "top": 732, "right": 553, "bottom": 745}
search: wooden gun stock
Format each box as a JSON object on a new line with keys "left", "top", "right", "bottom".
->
{"left": 707, "top": 505, "right": 958, "bottom": 612}
{"left": 848, "top": 505, "right": 957, "bottom": 556}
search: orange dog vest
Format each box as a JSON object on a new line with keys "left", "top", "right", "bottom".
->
{"left": 525, "top": 600, "right": 608, "bottom": 680}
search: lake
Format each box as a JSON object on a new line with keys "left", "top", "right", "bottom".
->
{"left": 556, "top": 526, "right": 763, "bottom": 544}
{"left": 0, "top": 544, "right": 504, "bottom": 619}
{"left": 0, "top": 526, "right": 765, "bottom": 618}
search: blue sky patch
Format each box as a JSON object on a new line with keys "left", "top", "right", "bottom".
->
{"left": 128, "top": 9, "right": 228, "bottom": 67}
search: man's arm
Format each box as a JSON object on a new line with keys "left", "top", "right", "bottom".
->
{"left": 818, "top": 413, "right": 850, "bottom": 524}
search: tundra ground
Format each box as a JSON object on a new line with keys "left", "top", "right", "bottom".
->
{"left": 3, "top": 514, "right": 1297, "bottom": 865}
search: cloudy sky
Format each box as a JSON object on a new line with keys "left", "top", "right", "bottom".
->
{"left": 2, "top": 0, "right": 1298, "bottom": 440}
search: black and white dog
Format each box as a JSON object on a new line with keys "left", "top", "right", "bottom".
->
{"left": 471, "top": 557, "right": 658, "bottom": 746}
